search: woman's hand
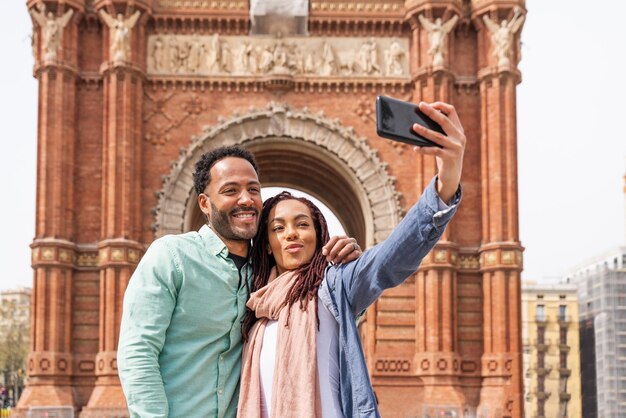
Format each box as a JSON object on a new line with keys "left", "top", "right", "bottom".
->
{"left": 411, "top": 101, "right": 466, "bottom": 203}
{"left": 322, "top": 236, "right": 362, "bottom": 264}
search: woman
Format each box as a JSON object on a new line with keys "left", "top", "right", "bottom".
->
{"left": 238, "top": 101, "right": 465, "bottom": 418}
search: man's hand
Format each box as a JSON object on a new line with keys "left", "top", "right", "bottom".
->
{"left": 411, "top": 101, "right": 466, "bottom": 203}
{"left": 322, "top": 236, "right": 362, "bottom": 264}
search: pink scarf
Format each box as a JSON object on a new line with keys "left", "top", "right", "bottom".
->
{"left": 238, "top": 268, "right": 321, "bottom": 418}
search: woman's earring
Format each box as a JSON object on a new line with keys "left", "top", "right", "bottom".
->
{"left": 266, "top": 246, "right": 272, "bottom": 255}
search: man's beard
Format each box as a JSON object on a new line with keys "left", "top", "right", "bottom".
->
{"left": 209, "top": 202, "right": 259, "bottom": 241}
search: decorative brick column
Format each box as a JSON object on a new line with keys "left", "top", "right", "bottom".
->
{"left": 473, "top": 2, "right": 526, "bottom": 417}
{"left": 80, "top": 3, "right": 148, "bottom": 416}
{"left": 409, "top": 1, "right": 467, "bottom": 412}
{"left": 415, "top": 243, "right": 466, "bottom": 408}
{"left": 19, "top": 240, "right": 78, "bottom": 415}
{"left": 477, "top": 245, "right": 524, "bottom": 418}
{"left": 15, "top": 3, "right": 81, "bottom": 416}
{"left": 366, "top": 2, "right": 468, "bottom": 415}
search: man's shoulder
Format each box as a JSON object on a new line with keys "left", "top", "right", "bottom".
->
{"left": 146, "top": 230, "right": 203, "bottom": 257}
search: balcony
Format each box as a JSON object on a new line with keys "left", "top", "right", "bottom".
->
{"left": 559, "top": 368, "right": 571, "bottom": 377}
{"left": 559, "top": 344, "right": 571, "bottom": 353}
{"left": 536, "top": 366, "right": 552, "bottom": 377}
{"left": 537, "top": 343, "right": 549, "bottom": 352}
{"left": 559, "top": 392, "right": 571, "bottom": 401}
{"left": 535, "top": 315, "right": 548, "bottom": 325}
{"left": 558, "top": 315, "right": 572, "bottom": 326}
{"left": 536, "top": 391, "right": 551, "bottom": 400}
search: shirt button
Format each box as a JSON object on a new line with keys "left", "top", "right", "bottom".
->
{"left": 218, "top": 389, "right": 223, "bottom": 395}
{"left": 220, "top": 355, "right": 224, "bottom": 362}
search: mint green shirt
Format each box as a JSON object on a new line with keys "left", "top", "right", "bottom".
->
{"left": 118, "top": 225, "right": 249, "bottom": 418}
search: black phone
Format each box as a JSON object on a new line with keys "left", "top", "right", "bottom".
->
{"left": 375, "top": 95, "right": 444, "bottom": 148}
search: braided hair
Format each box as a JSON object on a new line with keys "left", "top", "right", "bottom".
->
{"left": 241, "top": 191, "right": 330, "bottom": 341}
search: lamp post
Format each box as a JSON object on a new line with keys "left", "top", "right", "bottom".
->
{"left": 16, "top": 368, "right": 24, "bottom": 401}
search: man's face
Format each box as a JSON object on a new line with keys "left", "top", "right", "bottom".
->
{"left": 200, "top": 157, "right": 262, "bottom": 243}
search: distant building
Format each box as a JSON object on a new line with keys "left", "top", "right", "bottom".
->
{"left": 567, "top": 246, "right": 626, "bottom": 418}
{"left": 0, "top": 287, "right": 31, "bottom": 323}
{"left": 521, "top": 281, "right": 582, "bottom": 418}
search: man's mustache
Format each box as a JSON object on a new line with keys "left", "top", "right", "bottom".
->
{"left": 230, "top": 207, "right": 259, "bottom": 216}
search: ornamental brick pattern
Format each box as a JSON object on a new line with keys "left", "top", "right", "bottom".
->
{"left": 20, "top": 0, "right": 526, "bottom": 417}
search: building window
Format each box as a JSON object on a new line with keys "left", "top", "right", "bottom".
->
{"left": 537, "top": 304, "right": 545, "bottom": 321}
{"left": 559, "top": 305, "right": 567, "bottom": 321}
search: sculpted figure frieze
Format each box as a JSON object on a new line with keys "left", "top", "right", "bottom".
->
{"left": 483, "top": 7, "right": 525, "bottom": 67}
{"left": 385, "top": 38, "right": 405, "bottom": 75}
{"left": 30, "top": 3, "right": 74, "bottom": 62}
{"left": 99, "top": 10, "right": 141, "bottom": 62}
{"left": 146, "top": 35, "right": 409, "bottom": 78}
{"left": 418, "top": 14, "right": 459, "bottom": 67}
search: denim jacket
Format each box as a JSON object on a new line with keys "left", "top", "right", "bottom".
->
{"left": 318, "top": 177, "right": 461, "bottom": 418}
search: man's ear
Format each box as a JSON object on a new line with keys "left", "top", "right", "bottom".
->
{"left": 197, "top": 193, "right": 211, "bottom": 222}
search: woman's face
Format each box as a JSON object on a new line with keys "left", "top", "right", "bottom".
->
{"left": 267, "top": 199, "right": 318, "bottom": 275}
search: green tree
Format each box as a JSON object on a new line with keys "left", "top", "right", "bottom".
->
{"left": 0, "top": 299, "right": 30, "bottom": 400}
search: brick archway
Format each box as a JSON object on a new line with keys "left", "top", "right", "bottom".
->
{"left": 153, "top": 102, "right": 403, "bottom": 247}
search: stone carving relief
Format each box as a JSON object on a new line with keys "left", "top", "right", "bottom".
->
{"left": 353, "top": 95, "right": 375, "bottom": 123}
{"left": 384, "top": 38, "right": 405, "bottom": 75}
{"left": 144, "top": 92, "right": 207, "bottom": 148}
{"left": 418, "top": 14, "right": 458, "bottom": 67}
{"left": 30, "top": 3, "right": 73, "bottom": 61}
{"left": 99, "top": 10, "right": 141, "bottom": 62}
{"left": 147, "top": 35, "right": 409, "bottom": 78}
{"left": 483, "top": 7, "right": 525, "bottom": 67}
{"left": 30, "top": 26, "right": 38, "bottom": 61}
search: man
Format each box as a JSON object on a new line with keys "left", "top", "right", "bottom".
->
{"left": 117, "top": 146, "right": 361, "bottom": 418}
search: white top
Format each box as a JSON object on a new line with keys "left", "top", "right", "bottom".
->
{"left": 259, "top": 297, "right": 343, "bottom": 418}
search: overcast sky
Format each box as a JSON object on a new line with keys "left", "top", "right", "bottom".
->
{"left": 1, "top": 0, "right": 624, "bottom": 291}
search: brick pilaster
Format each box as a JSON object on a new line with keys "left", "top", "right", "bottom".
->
{"left": 80, "top": 5, "right": 148, "bottom": 416}
{"left": 15, "top": 4, "right": 81, "bottom": 416}
{"left": 473, "top": 2, "right": 526, "bottom": 417}
{"left": 80, "top": 240, "right": 143, "bottom": 417}
{"left": 415, "top": 243, "right": 466, "bottom": 407}
{"left": 410, "top": 1, "right": 466, "bottom": 410}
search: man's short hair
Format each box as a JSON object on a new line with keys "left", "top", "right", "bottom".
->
{"left": 193, "top": 145, "right": 260, "bottom": 196}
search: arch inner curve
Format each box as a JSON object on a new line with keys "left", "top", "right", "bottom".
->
{"left": 153, "top": 103, "right": 403, "bottom": 248}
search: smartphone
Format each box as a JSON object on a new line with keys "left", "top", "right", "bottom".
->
{"left": 376, "top": 95, "right": 444, "bottom": 148}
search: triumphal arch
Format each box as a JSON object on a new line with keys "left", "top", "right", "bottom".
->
{"left": 21, "top": 0, "right": 526, "bottom": 416}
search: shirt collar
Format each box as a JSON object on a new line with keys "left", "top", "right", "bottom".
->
{"left": 198, "top": 224, "right": 253, "bottom": 261}
{"left": 199, "top": 224, "right": 230, "bottom": 257}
